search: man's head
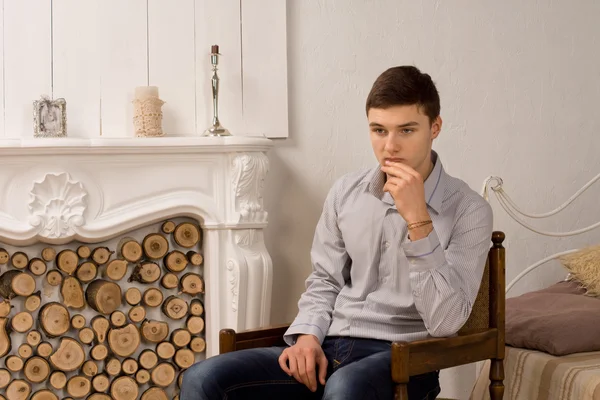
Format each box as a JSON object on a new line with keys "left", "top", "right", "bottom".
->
{"left": 366, "top": 66, "right": 442, "bottom": 179}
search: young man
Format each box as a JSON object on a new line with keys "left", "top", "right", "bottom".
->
{"left": 181, "top": 66, "right": 493, "bottom": 400}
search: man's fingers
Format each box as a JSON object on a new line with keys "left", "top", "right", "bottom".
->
{"left": 385, "top": 177, "right": 404, "bottom": 186}
{"left": 288, "top": 354, "right": 301, "bottom": 383}
{"left": 295, "top": 353, "right": 310, "bottom": 388}
{"left": 382, "top": 166, "right": 413, "bottom": 181}
{"left": 304, "top": 352, "right": 318, "bottom": 392}
{"left": 384, "top": 178, "right": 405, "bottom": 194}
{"left": 383, "top": 181, "right": 395, "bottom": 194}
{"left": 382, "top": 163, "right": 423, "bottom": 183}
{"left": 278, "top": 351, "right": 291, "bottom": 375}
{"left": 317, "top": 354, "right": 328, "bottom": 385}
{"left": 384, "top": 161, "right": 421, "bottom": 178}
{"left": 283, "top": 341, "right": 326, "bottom": 392}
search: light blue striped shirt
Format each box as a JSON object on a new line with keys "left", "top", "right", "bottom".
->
{"left": 284, "top": 151, "right": 493, "bottom": 345}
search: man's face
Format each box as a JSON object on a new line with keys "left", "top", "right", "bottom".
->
{"left": 368, "top": 104, "right": 441, "bottom": 178}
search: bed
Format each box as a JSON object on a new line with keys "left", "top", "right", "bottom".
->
{"left": 472, "top": 347, "right": 600, "bottom": 400}
{"left": 470, "top": 175, "right": 600, "bottom": 400}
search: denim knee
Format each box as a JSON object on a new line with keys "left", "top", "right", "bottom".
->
{"left": 180, "top": 347, "right": 294, "bottom": 400}
{"left": 180, "top": 359, "right": 224, "bottom": 400}
{"left": 322, "top": 371, "right": 357, "bottom": 400}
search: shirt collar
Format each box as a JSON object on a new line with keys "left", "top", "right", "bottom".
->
{"left": 362, "top": 150, "right": 445, "bottom": 214}
{"left": 423, "top": 151, "right": 444, "bottom": 213}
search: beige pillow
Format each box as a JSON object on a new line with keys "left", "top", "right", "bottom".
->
{"left": 559, "top": 245, "right": 600, "bottom": 297}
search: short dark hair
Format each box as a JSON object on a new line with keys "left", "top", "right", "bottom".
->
{"left": 365, "top": 66, "right": 440, "bottom": 123}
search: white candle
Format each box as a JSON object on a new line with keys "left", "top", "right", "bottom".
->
{"left": 132, "top": 86, "right": 165, "bottom": 137}
{"left": 135, "top": 86, "right": 159, "bottom": 100}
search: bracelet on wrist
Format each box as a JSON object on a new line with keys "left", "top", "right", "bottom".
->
{"left": 407, "top": 220, "right": 432, "bottom": 230}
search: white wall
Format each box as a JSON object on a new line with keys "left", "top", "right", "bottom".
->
{"left": 264, "top": 1, "right": 600, "bottom": 398}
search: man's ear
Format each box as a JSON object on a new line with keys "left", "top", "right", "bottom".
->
{"left": 431, "top": 116, "right": 442, "bottom": 139}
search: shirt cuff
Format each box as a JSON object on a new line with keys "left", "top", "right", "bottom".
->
{"left": 402, "top": 229, "right": 446, "bottom": 272}
{"left": 283, "top": 316, "right": 329, "bottom": 346}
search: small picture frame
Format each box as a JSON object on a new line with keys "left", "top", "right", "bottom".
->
{"left": 33, "top": 96, "right": 67, "bottom": 138}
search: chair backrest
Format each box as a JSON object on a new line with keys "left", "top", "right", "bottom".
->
{"left": 459, "top": 260, "right": 490, "bottom": 334}
{"left": 459, "top": 231, "right": 505, "bottom": 335}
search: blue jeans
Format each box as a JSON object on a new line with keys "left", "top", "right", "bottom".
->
{"left": 180, "top": 336, "right": 440, "bottom": 400}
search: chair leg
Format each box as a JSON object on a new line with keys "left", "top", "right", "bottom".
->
{"left": 489, "top": 358, "right": 504, "bottom": 400}
{"left": 391, "top": 343, "right": 410, "bottom": 400}
{"left": 394, "top": 383, "right": 409, "bottom": 400}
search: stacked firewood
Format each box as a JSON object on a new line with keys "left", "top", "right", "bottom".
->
{"left": 0, "top": 220, "right": 205, "bottom": 400}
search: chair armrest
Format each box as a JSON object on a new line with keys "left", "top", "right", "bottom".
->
{"left": 391, "top": 329, "right": 499, "bottom": 379}
{"left": 219, "top": 324, "right": 291, "bottom": 354}
{"left": 223, "top": 323, "right": 291, "bottom": 340}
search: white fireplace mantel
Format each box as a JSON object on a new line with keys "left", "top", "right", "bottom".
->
{"left": 0, "top": 136, "right": 274, "bottom": 357}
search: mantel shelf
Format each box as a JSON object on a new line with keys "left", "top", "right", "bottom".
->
{"left": 0, "top": 135, "right": 273, "bottom": 156}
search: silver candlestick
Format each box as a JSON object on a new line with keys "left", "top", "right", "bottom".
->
{"left": 203, "top": 45, "right": 231, "bottom": 136}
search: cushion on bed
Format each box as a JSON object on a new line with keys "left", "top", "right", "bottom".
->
{"left": 505, "top": 280, "right": 600, "bottom": 356}
{"left": 558, "top": 244, "right": 600, "bottom": 297}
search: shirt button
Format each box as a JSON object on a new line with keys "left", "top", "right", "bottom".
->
{"left": 384, "top": 242, "right": 390, "bottom": 248}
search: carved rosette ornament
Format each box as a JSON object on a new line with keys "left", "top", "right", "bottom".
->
{"left": 232, "top": 153, "right": 269, "bottom": 224}
{"left": 28, "top": 173, "right": 87, "bottom": 239}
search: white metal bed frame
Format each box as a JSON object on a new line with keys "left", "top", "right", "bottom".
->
{"left": 481, "top": 173, "right": 600, "bottom": 293}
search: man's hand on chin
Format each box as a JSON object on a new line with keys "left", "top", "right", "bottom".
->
{"left": 278, "top": 334, "right": 328, "bottom": 392}
{"left": 381, "top": 161, "right": 433, "bottom": 240}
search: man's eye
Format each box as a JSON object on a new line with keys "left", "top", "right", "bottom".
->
{"left": 373, "top": 129, "right": 386, "bottom": 135}
{"left": 401, "top": 129, "right": 414, "bottom": 134}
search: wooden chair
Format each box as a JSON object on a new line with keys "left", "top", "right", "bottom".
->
{"left": 220, "top": 231, "right": 506, "bottom": 400}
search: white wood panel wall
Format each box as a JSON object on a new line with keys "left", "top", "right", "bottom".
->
{"left": 0, "top": 0, "right": 287, "bottom": 139}
{"left": 242, "top": 0, "right": 288, "bottom": 138}
{"left": 53, "top": 0, "right": 101, "bottom": 137}
{"left": 3, "top": 0, "right": 52, "bottom": 138}
{"left": 99, "top": 0, "right": 148, "bottom": 138}
{"left": 148, "top": 0, "right": 196, "bottom": 136}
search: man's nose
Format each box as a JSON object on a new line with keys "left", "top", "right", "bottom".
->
{"left": 384, "top": 134, "right": 399, "bottom": 152}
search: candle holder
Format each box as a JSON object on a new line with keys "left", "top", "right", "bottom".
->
{"left": 132, "top": 86, "right": 165, "bottom": 137}
{"left": 203, "top": 45, "right": 231, "bottom": 137}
